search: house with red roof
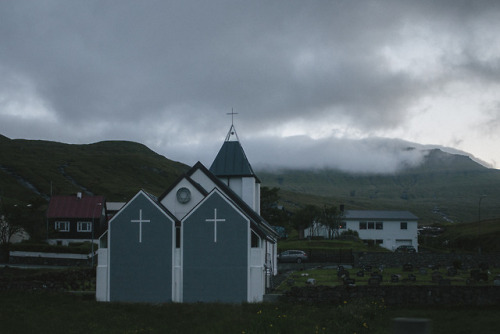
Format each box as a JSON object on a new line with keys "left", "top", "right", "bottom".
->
{"left": 46, "top": 192, "right": 106, "bottom": 246}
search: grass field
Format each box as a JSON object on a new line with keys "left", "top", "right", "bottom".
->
{"left": 0, "top": 291, "right": 499, "bottom": 333}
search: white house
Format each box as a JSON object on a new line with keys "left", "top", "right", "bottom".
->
{"left": 305, "top": 210, "right": 419, "bottom": 252}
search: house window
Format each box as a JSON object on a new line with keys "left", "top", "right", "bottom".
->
{"left": 251, "top": 231, "right": 260, "bottom": 248}
{"left": 359, "top": 222, "right": 367, "bottom": 230}
{"left": 376, "top": 222, "right": 383, "bottom": 230}
{"left": 400, "top": 222, "right": 408, "bottom": 230}
{"left": 376, "top": 239, "right": 383, "bottom": 245}
{"left": 55, "top": 221, "right": 69, "bottom": 232}
{"left": 77, "top": 221, "right": 92, "bottom": 232}
{"left": 368, "top": 222, "right": 374, "bottom": 229}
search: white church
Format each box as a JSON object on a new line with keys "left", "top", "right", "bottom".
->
{"left": 96, "top": 124, "right": 278, "bottom": 303}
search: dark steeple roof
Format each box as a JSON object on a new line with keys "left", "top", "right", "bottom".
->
{"left": 209, "top": 125, "right": 259, "bottom": 181}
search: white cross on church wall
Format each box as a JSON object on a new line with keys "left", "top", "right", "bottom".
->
{"left": 205, "top": 208, "right": 225, "bottom": 242}
{"left": 131, "top": 209, "right": 150, "bottom": 243}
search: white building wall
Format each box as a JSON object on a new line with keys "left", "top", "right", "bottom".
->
{"left": 96, "top": 248, "right": 108, "bottom": 301}
{"left": 254, "top": 183, "right": 260, "bottom": 215}
{"left": 241, "top": 177, "right": 256, "bottom": 211}
{"left": 219, "top": 176, "right": 257, "bottom": 212}
{"left": 173, "top": 248, "right": 182, "bottom": 302}
{"left": 344, "top": 220, "right": 418, "bottom": 251}
{"left": 249, "top": 245, "right": 264, "bottom": 302}
{"left": 228, "top": 178, "right": 243, "bottom": 198}
{"left": 303, "top": 219, "right": 418, "bottom": 252}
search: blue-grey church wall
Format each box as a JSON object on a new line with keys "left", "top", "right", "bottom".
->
{"left": 183, "top": 192, "right": 249, "bottom": 303}
{"left": 109, "top": 193, "right": 174, "bottom": 303}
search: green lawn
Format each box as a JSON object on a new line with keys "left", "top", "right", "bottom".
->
{"left": 0, "top": 291, "right": 499, "bottom": 333}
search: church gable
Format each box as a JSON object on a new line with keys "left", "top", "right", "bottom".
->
{"left": 108, "top": 190, "right": 176, "bottom": 303}
{"left": 188, "top": 162, "right": 219, "bottom": 192}
{"left": 182, "top": 189, "right": 250, "bottom": 303}
{"left": 159, "top": 176, "right": 207, "bottom": 220}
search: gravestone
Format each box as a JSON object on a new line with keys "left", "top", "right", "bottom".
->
{"left": 493, "top": 275, "right": 500, "bottom": 286}
{"left": 419, "top": 268, "right": 427, "bottom": 275}
{"left": 470, "top": 269, "right": 481, "bottom": 281}
{"left": 438, "top": 279, "right": 451, "bottom": 286}
{"left": 306, "top": 278, "right": 316, "bottom": 285}
{"left": 343, "top": 278, "right": 355, "bottom": 286}
{"left": 363, "top": 265, "right": 372, "bottom": 272}
{"left": 337, "top": 269, "right": 350, "bottom": 279}
{"left": 477, "top": 272, "right": 488, "bottom": 282}
{"left": 370, "top": 272, "right": 383, "bottom": 282}
{"left": 431, "top": 272, "right": 442, "bottom": 283}
{"left": 368, "top": 277, "right": 381, "bottom": 286}
{"left": 356, "top": 270, "right": 365, "bottom": 277}
{"left": 408, "top": 274, "right": 417, "bottom": 282}
{"left": 479, "top": 262, "right": 489, "bottom": 271}
{"left": 447, "top": 267, "right": 457, "bottom": 277}
{"left": 403, "top": 263, "right": 414, "bottom": 272}
{"left": 391, "top": 274, "right": 400, "bottom": 283}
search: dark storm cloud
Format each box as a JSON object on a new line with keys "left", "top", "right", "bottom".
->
{"left": 1, "top": 1, "right": 499, "bottom": 170}
{"left": 0, "top": 2, "right": 421, "bottom": 124}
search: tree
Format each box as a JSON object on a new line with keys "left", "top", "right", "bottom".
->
{"left": 292, "top": 205, "right": 320, "bottom": 239}
{"left": 320, "top": 205, "right": 345, "bottom": 239}
{"left": 260, "top": 187, "right": 289, "bottom": 227}
{"left": 0, "top": 198, "right": 24, "bottom": 262}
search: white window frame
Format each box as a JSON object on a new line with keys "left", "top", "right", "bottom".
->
{"left": 400, "top": 222, "right": 408, "bottom": 230}
{"left": 251, "top": 230, "right": 260, "bottom": 248}
{"left": 77, "top": 221, "right": 92, "bottom": 232}
{"left": 55, "top": 221, "right": 70, "bottom": 232}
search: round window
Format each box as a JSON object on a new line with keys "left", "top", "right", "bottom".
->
{"left": 176, "top": 187, "right": 191, "bottom": 204}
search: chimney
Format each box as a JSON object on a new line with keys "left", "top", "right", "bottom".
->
{"left": 77, "top": 192, "right": 82, "bottom": 199}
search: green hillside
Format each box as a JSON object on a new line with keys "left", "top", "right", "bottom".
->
{"left": 257, "top": 149, "right": 500, "bottom": 224}
{"left": 1, "top": 135, "right": 499, "bottom": 239}
{"left": 0, "top": 137, "right": 189, "bottom": 203}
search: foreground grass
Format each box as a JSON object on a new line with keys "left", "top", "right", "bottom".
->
{"left": 1, "top": 291, "right": 500, "bottom": 333}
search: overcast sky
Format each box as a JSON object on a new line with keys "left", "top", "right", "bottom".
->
{"left": 1, "top": 1, "right": 499, "bottom": 173}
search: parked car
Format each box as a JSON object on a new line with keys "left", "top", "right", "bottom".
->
{"left": 278, "top": 250, "right": 308, "bottom": 263}
{"left": 395, "top": 245, "right": 416, "bottom": 253}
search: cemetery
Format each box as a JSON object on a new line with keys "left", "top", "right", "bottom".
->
{"left": 277, "top": 261, "right": 500, "bottom": 306}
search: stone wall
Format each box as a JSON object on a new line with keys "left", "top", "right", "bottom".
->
{"left": 355, "top": 252, "right": 500, "bottom": 270}
{"left": 283, "top": 285, "right": 500, "bottom": 306}
{"left": 8, "top": 255, "right": 91, "bottom": 266}
{"left": 0, "top": 267, "right": 95, "bottom": 291}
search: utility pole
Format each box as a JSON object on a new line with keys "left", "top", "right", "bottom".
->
{"left": 478, "top": 194, "right": 486, "bottom": 254}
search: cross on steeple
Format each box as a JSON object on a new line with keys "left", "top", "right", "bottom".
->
{"left": 227, "top": 108, "right": 238, "bottom": 126}
{"left": 225, "top": 108, "right": 240, "bottom": 142}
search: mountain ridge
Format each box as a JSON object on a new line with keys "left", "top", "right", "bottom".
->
{"left": 1, "top": 135, "right": 499, "bottom": 228}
